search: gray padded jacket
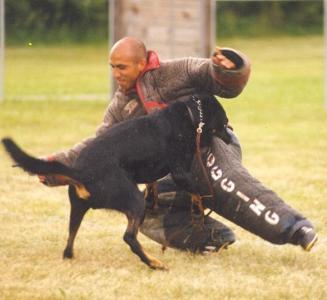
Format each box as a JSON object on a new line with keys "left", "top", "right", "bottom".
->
{"left": 53, "top": 48, "right": 251, "bottom": 166}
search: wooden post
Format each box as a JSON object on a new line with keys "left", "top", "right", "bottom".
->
{"left": 109, "top": 0, "right": 215, "bottom": 59}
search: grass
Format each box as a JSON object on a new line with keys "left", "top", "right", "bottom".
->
{"left": 0, "top": 35, "right": 326, "bottom": 299}
{"left": 5, "top": 44, "right": 109, "bottom": 100}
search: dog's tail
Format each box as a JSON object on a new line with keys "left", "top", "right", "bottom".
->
{"left": 1, "top": 137, "right": 90, "bottom": 199}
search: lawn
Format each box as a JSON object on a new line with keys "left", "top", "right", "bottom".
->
{"left": 4, "top": 45, "right": 109, "bottom": 100}
{"left": 0, "top": 36, "right": 326, "bottom": 300}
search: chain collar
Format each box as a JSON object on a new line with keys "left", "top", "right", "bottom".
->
{"left": 191, "top": 95, "right": 205, "bottom": 133}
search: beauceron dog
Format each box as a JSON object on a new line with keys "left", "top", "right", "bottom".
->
{"left": 2, "top": 94, "right": 231, "bottom": 270}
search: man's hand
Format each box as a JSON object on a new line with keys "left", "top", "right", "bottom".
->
{"left": 37, "top": 155, "right": 70, "bottom": 186}
{"left": 37, "top": 155, "right": 55, "bottom": 186}
{"left": 39, "top": 174, "right": 68, "bottom": 186}
{"left": 211, "top": 47, "right": 236, "bottom": 70}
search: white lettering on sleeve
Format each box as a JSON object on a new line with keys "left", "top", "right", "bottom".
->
{"left": 221, "top": 178, "right": 235, "bottom": 192}
{"left": 207, "top": 152, "right": 215, "bottom": 168}
{"left": 249, "top": 199, "right": 266, "bottom": 216}
{"left": 211, "top": 166, "right": 222, "bottom": 181}
{"left": 236, "top": 191, "right": 250, "bottom": 202}
{"left": 265, "top": 211, "right": 280, "bottom": 225}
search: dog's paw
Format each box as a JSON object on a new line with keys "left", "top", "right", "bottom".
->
{"left": 63, "top": 248, "right": 74, "bottom": 259}
{"left": 147, "top": 255, "right": 168, "bottom": 271}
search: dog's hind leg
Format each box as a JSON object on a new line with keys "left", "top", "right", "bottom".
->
{"left": 123, "top": 212, "right": 168, "bottom": 270}
{"left": 103, "top": 167, "right": 167, "bottom": 270}
{"left": 63, "top": 186, "right": 90, "bottom": 259}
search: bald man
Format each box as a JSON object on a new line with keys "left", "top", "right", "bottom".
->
{"left": 41, "top": 37, "right": 317, "bottom": 253}
{"left": 44, "top": 37, "right": 249, "bottom": 167}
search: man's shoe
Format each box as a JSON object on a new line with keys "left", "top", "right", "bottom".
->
{"left": 296, "top": 226, "right": 318, "bottom": 251}
{"left": 201, "top": 226, "right": 235, "bottom": 254}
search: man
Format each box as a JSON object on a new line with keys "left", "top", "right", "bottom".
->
{"left": 41, "top": 37, "right": 317, "bottom": 253}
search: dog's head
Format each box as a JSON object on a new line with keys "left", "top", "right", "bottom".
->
{"left": 190, "top": 94, "right": 231, "bottom": 144}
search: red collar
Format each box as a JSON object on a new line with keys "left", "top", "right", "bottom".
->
{"left": 121, "top": 51, "right": 166, "bottom": 113}
{"left": 140, "top": 51, "right": 160, "bottom": 75}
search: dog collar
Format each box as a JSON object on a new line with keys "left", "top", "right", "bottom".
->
{"left": 185, "top": 96, "right": 205, "bottom": 133}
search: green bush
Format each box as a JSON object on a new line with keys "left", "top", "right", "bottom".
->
{"left": 6, "top": 0, "right": 108, "bottom": 45}
{"left": 4, "top": 0, "right": 324, "bottom": 45}
{"left": 217, "top": 1, "right": 323, "bottom": 38}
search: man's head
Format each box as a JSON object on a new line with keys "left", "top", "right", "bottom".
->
{"left": 109, "top": 37, "right": 147, "bottom": 91}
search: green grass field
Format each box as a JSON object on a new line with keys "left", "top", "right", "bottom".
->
{"left": 0, "top": 36, "right": 326, "bottom": 300}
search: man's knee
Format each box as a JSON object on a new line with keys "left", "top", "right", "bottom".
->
{"left": 141, "top": 178, "right": 235, "bottom": 253}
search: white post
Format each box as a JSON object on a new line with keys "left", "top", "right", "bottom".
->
{"left": 108, "top": 0, "right": 114, "bottom": 99}
{"left": 0, "top": 0, "right": 4, "bottom": 102}
{"left": 211, "top": 0, "right": 216, "bottom": 52}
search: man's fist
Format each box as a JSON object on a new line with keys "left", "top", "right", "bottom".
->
{"left": 212, "top": 47, "right": 236, "bottom": 70}
{"left": 38, "top": 155, "right": 56, "bottom": 186}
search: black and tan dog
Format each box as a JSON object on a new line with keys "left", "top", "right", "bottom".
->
{"left": 2, "top": 94, "right": 230, "bottom": 270}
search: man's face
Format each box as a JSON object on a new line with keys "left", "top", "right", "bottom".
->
{"left": 109, "top": 52, "right": 146, "bottom": 91}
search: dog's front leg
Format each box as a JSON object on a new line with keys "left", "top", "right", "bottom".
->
{"left": 123, "top": 213, "right": 168, "bottom": 271}
{"left": 170, "top": 164, "right": 206, "bottom": 225}
{"left": 170, "top": 163, "right": 196, "bottom": 194}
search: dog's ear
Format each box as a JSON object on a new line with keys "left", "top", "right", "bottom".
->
{"left": 201, "top": 95, "right": 231, "bottom": 144}
{"left": 202, "top": 95, "right": 228, "bottom": 129}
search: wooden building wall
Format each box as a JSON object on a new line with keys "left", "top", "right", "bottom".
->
{"left": 109, "top": 0, "right": 216, "bottom": 60}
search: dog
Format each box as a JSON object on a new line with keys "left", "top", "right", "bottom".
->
{"left": 2, "top": 94, "right": 230, "bottom": 270}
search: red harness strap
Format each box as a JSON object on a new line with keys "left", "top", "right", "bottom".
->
{"left": 143, "top": 101, "right": 168, "bottom": 113}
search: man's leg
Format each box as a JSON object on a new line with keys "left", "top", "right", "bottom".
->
{"left": 141, "top": 129, "right": 317, "bottom": 252}
{"left": 140, "top": 176, "right": 236, "bottom": 253}
{"left": 198, "top": 130, "right": 317, "bottom": 250}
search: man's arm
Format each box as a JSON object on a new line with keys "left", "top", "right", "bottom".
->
{"left": 187, "top": 47, "right": 251, "bottom": 98}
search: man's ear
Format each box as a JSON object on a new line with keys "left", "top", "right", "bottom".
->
{"left": 138, "top": 58, "right": 147, "bottom": 71}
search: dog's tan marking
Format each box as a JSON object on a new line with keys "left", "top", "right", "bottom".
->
{"left": 50, "top": 174, "right": 90, "bottom": 200}
{"left": 145, "top": 182, "right": 159, "bottom": 209}
{"left": 143, "top": 250, "right": 168, "bottom": 271}
{"left": 74, "top": 183, "right": 91, "bottom": 200}
{"left": 191, "top": 194, "right": 204, "bottom": 213}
